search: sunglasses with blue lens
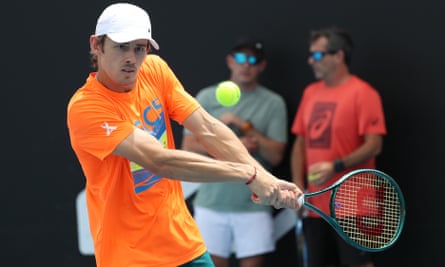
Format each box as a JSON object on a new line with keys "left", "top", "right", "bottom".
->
{"left": 309, "top": 51, "right": 337, "bottom": 61}
{"left": 232, "top": 53, "right": 262, "bottom": 65}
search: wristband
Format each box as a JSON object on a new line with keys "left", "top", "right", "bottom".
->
{"left": 245, "top": 166, "right": 257, "bottom": 185}
{"left": 333, "top": 159, "right": 346, "bottom": 173}
{"left": 241, "top": 121, "right": 253, "bottom": 134}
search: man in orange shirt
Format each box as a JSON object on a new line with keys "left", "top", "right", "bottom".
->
{"left": 67, "top": 3, "right": 302, "bottom": 267}
{"left": 290, "top": 27, "right": 386, "bottom": 267}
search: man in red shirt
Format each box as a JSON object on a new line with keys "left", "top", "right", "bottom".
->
{"left": 290, "top": 26, "right": 387, "bottom": 267}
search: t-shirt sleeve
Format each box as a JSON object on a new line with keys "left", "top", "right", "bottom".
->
{"left": 291, "top": 89, "right": 309, "bottom": 136}
{"left": 265, "top": 95, "right": 288, "bottom": 143}
{"left": 357, "top": 86, "right": 387, "bottom": 136}
{"left": 68, "top": 97, "right": 135, "bottom": 160}
{"left": 143, "top": 55, "right": 200, "bottom": 125}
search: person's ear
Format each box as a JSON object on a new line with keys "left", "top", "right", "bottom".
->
{"left": 90, "top": 35, "right": 103, "bottom": 54}
{"left": 226, "top": 54, "right": 235, "bottom": 69}
{"left": 335, "top": 50, "right": 345, "bottom": 64}
{"left": 257, "top": 60, "right": 267, "bottom": 72}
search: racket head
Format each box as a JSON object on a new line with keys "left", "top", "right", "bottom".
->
{"left": 331, "top": 169, "right": 406, "bottom": 252}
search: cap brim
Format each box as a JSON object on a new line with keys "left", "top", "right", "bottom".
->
{"left": 107, "top": 32, "right": 159, "bottom": 50}
{"left": 149, "top": 39, "right": 159, "bottom": 50}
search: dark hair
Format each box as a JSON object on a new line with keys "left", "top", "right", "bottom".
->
{"left": 90, "top": 35, "right": 106, "bottom": 69}
{"left": 310, "top": 26, "right": 354, "bottom": 66}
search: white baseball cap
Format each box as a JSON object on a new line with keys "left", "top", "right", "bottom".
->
{"left": 95, "top": 3, "right": 159, "bottom": 50}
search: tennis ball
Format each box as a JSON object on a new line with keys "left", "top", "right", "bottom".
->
{"left": 215, "top": 81, "right": 241, "bottom": 107}
{"left": 308, "top": 173, "right": 317, "bottom": 181}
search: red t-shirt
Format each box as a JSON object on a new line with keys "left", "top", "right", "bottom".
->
{"left": 67, "top": 55, "right": 205, "bottom": 267}
{"left": 291, "top": 75, "right": 387, "bottom": 217}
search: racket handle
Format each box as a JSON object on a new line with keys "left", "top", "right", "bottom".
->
{"left": 297, "top": 194, "right": 304, "bottom": 207}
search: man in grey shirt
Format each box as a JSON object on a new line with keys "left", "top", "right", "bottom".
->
{"left": 182, "top": 37, "right": 288, "bottom": 267}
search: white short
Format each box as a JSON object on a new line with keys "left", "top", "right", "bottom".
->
{"left": 193, "top": 206, "right": 275, "bottom": 259}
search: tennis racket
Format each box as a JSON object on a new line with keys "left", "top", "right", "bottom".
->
{"left": 254, "top": 168, "right": 406, "bottom": 252}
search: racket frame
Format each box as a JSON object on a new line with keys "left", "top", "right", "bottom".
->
{"left": 299, "top": 168, "right": 406, "bottom": 252}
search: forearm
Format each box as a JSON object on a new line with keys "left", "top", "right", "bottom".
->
{"left": 182, "top": 108, "right": 261, "bottom": 169}
{"left": 196, "top": 118, "right": 257, "bottom": 166}
{"left": 340, "top": 134, "right": 383, "bottom": 169}
{"left": 148, "top": 149, "right": 255, "bottom": 183}
{"left": 114, "top": 128, "right": 254, "bottom": 183}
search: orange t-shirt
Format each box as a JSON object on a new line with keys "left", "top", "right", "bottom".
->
{"left": 67, "top": 55, "right": 205, "bottom": 267}
{"left": 291, "top": 75, "right": 387, "bottom": 217}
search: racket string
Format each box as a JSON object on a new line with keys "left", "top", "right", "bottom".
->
{"left": 333, "top": 172, "right": 403, "bottom": 249}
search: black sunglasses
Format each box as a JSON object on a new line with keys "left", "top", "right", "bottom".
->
{"left": 309, "top": 50, "right": 337, "bottom": 61}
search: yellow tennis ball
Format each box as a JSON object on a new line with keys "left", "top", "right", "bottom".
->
{"left": 308, "top": 173, "right": 317, "bottom": 181}
{"left": 215, "top": 81, "right": 241, "bottom": 107}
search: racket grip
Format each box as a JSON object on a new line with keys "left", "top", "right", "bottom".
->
{"left": 297, "top": 194, "right": 304, "bottom": 208}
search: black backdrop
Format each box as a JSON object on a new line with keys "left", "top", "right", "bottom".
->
{"left": 3, "top": 0, "right": 444, "bottom": 266}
